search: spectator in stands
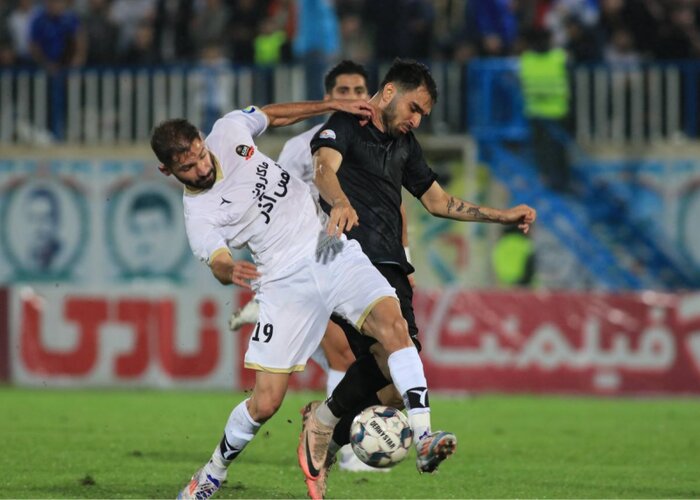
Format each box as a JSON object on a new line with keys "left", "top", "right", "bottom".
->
{"left": 153, "top": 0, "right": 195, "bottom": 63}
{"left": 0, "top": 3, "right": 13, "bottom": 67}
{"left": 365, "top": 0, "right": 409, "bottom": 60}
{"left": 519, "top": 28, "right": 572, "bottom": 192}
{"left": 293, "top": 0, "right": 340, "bottom": 99}
{"left": 190, "top": 0, "right": 231, "bottom": 57}
{"left": 492, "top": 225, "right": 536, "bottom": 287}
{"left": 470, "top": 0, "right": 519, "bottom": 56}
{"left": 542, "top": 0, "right": 600, "bottom": 47}
{"left": 29, "top": 0, "right": 85, "bottom": 72}
{"left": 406, "top": 0, "right": 435, "bottom": 59}
{"left": 654, "top": 2, "right": 700, "bottom": 60}
{"left": 6, "top": 0, "right": 38, "bottom": 66}
{"left": 564, "top": 14, "right": 603, "bottom": 62}
{"left": 29, "top": 0, "right": 86, "bottom": 140}
{"left": 254, "top": 15, "right": 287, "bottom": 66}
{"left": 197, "top": 42, "right": 231, "bottom": 133}
{"left": 121, "top": 19, "right": 158, "bottom": 65}
{"left": 82, "top": 0, "right": 119, "bottom": 66}
{"left": 605, "top": 26, "right": 641, "bottom": 67}
{"left": 109, "top": 0, "right": 156, "bottom": 55}
{"left": 338, "top": 12, "right": 372, "bottom": 63}
{"left": 226, "top": 0, "right": 267, "bottom": 65}
{"left": 0, "top": 38, "right": 14, "bottom": 68}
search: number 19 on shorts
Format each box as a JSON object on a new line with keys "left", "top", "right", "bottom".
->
{"left": 252, "top": 323, "right": 274, "bottom": 343}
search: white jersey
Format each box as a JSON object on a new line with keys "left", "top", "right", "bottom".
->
{"left": 277, "top": 123, "right": 322, "bottom": 200}
{"left": 183, "top": 106, "right": 325, "bottom": 280}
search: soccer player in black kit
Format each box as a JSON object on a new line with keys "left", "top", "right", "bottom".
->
{"left": 297, "top": 59, "right": 537, "bottom": 499}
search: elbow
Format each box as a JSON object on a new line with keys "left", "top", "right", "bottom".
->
{"left": 424, "top": 200, "right": 442, "bottom": 217}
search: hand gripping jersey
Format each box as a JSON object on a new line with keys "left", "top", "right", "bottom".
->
{"left": 182, "top": 107, "right": 325, "bottom": 280}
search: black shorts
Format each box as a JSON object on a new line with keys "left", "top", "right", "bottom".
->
{"left": 331, "top": 263, "right": 421, "bottom": 357}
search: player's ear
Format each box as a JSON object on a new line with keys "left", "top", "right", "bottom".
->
{"left": 382, "top": 83, "right": 396, "bottom": 104}
{"left": 158, "top": 164, "right": 171, "bottom": 177}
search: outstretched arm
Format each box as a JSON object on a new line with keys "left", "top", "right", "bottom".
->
{"left": 260, "top": 99, "right": 374, "bottom": 128}
{"left": 313, "top": 146, "right": 359, "bottom": 237}
{"left": 419, "top": 181, "right": 537, "bottom": 233}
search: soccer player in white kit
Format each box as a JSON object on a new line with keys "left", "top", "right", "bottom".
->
{"left": 150, "top": 99, "right": 454, "bottom": 499}
{"left": 229, "top": 61, "right": 371, "bottom": 399}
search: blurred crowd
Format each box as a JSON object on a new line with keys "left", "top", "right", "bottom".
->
{"left": 1, "top": 0, "right": 700, "bottom": 72}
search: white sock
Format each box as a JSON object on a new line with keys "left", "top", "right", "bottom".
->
{"left": 209, "top": 399, "right": 261, "bottom": 475}
{"left": 315, "top": 401, "right": 341, "bottom": 427}
{"left": 326, "top": 369, "right": 345, "bottom": 397}
{"left": 387, "top": 346, "right": 431, "bottom": 440}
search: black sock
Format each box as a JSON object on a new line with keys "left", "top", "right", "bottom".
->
{"left": 326, "top": 354, "right": 388, "bottom": 418}
{"left": 332, "top": 393, "right": 382, "bottom": 447}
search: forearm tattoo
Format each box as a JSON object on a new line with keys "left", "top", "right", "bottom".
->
{"left": 447, "top": 197, "right": 487, "bottom": 220}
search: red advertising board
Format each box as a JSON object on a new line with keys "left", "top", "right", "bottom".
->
{"left": 9, "top": 285, "right": 240, "bottom": 388}
{"left": 5, "top": 286, "right": 700, "bottom": 394}
{"left": 413, "top": 289, "right": 700, "bottom": 394}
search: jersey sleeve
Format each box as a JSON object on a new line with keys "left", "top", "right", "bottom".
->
{"left": 216, "top": 106, "right": 269, "bottom": 139}
{"left": 184, "top": 214, "right": 230, "bottom": 266}
{"left": 278, "top": 133, "right": 313, "bottom": 185}
{"left": 402, "top": 136, "right": 438, "bottom": 198}
{"left": 309, "top": 112, "right": 356, "bottom": 157}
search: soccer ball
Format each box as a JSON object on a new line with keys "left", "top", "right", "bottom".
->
{"left": 349, "top": 405, "right": 413, "bottom": 468}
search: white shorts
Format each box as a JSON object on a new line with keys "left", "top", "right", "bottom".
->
{"left": 244, "top": 239, "right": 396, "bottom": 373}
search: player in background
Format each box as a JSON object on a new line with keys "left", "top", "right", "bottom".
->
{"left": 151, "top": 98, "right": 455, "bottom": 499}
{"left": 227, "top": 60, "right": 410, "bottom": 473}
{"left": 298, "top": 58, "right": 536, "bottom": 498}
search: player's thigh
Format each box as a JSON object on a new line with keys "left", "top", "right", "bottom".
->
{"left": 320, "top": 320, "right": 354, "bottom": 371}
{"left": 245, "top": 269, "right": 330, "bottom": 373}
{"left": 326, "top": 240, "right": 397, "bottom": 329}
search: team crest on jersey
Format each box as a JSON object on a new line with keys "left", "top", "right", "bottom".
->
{"left": 236, "top": 144, "right": 255, "bottom": 160}
{"left": 242, "top": 106, "right": 257, "bottom": 114}
{"left": 319, "top": 129, "right": 336, "bottom": 140}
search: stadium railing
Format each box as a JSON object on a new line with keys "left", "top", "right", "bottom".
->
{"left": 1, "top": 60, "right": 699, "bottom": 146}
{"left": 468, "top": 58, "right": 699, "bottom": 146}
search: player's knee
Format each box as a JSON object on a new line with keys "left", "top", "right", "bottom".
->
{"left": 375, "top": 316, "right": 412, "bottom": 353}
{"left": 248, "top": 391, "right": 284, "bottom": 422}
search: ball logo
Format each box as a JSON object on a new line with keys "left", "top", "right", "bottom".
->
{"left": 236, "top": 144, "right": 255, "bottom": 160}
{"left": 319, "top": 129, "right": 336, "bottom": 140}
{"left": 242, "top": 106, "right": 256, "bottom": 114}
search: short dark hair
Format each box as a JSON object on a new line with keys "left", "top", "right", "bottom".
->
{"left": 379, "top": 58, "right": 438, "bottom": 104}
{"left": 129, "top": 191, "right": 173, "bottom": 223}
{"left": 324, "top": 60, "right": 369, "bottom": 94}
{"left": 150, "top": 119, "right": 201, "bottom": 166}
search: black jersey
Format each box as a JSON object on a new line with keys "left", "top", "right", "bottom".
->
{"left": 310, "top": 111, "right": 437, "bottom": 274}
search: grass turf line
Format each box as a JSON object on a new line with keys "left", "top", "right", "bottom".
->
{"left": 0, "top": 388, "right": 699, "bottom": 498}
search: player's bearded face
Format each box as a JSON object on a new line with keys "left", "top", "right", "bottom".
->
{"left": 382, "top": 99, "right": 403, "bottom": 138}
{"left": 382, "top": 86, "right": 433, "bottom": 137}
{"left": 170, "top": 139, "right": 216, "bottom": 190}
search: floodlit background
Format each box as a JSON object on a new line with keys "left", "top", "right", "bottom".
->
{"left": 1, "top": 1, "right": 700, "bottom": 497}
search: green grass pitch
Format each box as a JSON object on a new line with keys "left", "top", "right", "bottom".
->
{"left": 1, "top": 387, "right": 699, "bottom": 498}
